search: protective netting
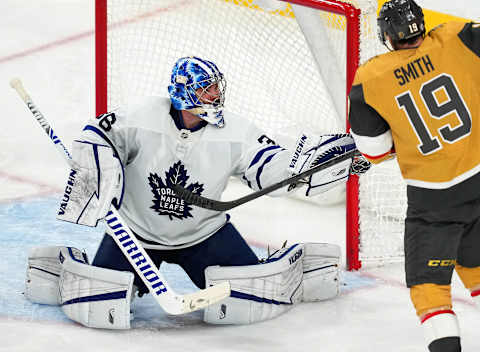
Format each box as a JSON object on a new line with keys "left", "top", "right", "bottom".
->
{"left": 107, "top": 0, "right": 342, "bottom": 137}
{"left": 102, "top": 0, "right": 406, "bottom": 267}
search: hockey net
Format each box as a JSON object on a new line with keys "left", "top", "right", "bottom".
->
{"left": 95, "top": 0, "right": 407, "bottom": 270}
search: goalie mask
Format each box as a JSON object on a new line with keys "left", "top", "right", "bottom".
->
{"left": 378, "top": 0, "right": 425, "bottom": 49}
{"left": 168, "top": 56, "right": 226, "bottom": 128}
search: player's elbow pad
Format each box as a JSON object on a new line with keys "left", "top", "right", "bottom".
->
{"left": 350, "top": 130, "right": 393, "bottom": 164}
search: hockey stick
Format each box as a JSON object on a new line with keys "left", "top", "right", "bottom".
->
{"left": 172, "top": 148, "right": 356, "bottom": 211}
{"left": 10, "top": 78, "right": 230, "bottom": 315}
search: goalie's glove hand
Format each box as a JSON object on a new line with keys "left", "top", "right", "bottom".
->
{"left": 288, "top": 133, "right": 356, "bottom": 197}
{"left": 350, "top": 153, "right": 371, "bottom": 175}
{"left": 288, "top": 133, "right": 355, "bottom": 175}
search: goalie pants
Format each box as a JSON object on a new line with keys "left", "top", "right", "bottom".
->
{"left": 405, "top": 195, "right": 480, "bottom": 288}
{"left": 92, "top": 221, "right": 258, "bottom": 294}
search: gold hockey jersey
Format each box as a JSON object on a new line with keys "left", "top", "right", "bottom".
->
{"left": 349, "top": 22, "right": 480, "bottom": 208}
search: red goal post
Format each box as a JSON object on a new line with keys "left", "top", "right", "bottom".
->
{"left": 95, "top": 0, "right": 404, "bottom": 270}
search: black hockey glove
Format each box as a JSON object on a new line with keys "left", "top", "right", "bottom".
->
{"left": 350, "top": 153, "right": 371, "bottom": 175}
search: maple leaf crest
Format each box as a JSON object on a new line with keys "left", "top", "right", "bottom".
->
{"left": 148, "top": 161, "right": 204, "bottom": 220}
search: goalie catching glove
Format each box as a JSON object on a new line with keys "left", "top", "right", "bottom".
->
{"left": 288, "top": 133, "right": 370, "bottom": 197}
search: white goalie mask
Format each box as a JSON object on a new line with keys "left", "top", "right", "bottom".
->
{"left": 168, "top": 56, "right": 227, "bottom": 128}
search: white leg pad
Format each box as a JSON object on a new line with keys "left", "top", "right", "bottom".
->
{"left": 421, "top": 310, "right": 460, "bottom": 347}
{"left": 302, "top": 243, "right": 340, "bottom": 302}
{"left": 59, "top": 247, "right": 134, "bottom": 329}
{"left": 204, "top": 244, "right": 305, "bottom": 325}
{"left": 25, "top": 246, "right": 87, "bottom": 305}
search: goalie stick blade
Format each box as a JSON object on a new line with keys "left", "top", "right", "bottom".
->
{"left": 172, "top": 149, "right": 357, "bottom": 211}
{"left": 178, "top": 281, "right": 231, "bottom": 314}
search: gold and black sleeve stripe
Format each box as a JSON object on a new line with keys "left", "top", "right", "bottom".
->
{"left": 458, "top": 22, "right": 480, "bottom": 58}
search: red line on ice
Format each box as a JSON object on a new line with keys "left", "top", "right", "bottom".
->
{"left": 0, "top": 1, "right": 189, "bottom": 64}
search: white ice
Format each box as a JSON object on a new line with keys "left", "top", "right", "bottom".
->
{"left": 1, "top": 1, "right": 479, "bottom": 351}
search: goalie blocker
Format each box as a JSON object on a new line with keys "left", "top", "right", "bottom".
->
{"left": 57, "top": 140, "right": 124, "bottom": 227}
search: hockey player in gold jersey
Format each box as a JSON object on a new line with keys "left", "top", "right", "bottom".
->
{"left": 348, "top": 0, "right": 480, "bottom": 351}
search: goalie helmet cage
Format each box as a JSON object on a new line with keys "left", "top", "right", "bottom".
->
{"left": 95, "top": 0, "right": 406, "bottom": 270}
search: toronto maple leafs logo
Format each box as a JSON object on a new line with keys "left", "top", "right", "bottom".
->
{"left": 148, "top": 161, "right": 204, "bottom": 220}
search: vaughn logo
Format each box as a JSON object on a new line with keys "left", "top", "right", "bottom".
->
{"left": 289, "top": 134, "right": 307, "bottom": 169}
{"left": 58, "top": 169, "right": 77, "bottom": 216}
{"left": 148, "top": 161, "right": 204, "bottom": 220}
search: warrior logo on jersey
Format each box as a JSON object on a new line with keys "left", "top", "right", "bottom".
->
{"left": 148, "top": 161, "right": 204, "bottom": 220}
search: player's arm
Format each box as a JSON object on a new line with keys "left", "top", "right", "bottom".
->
{"left": 287, "top": 133, "right": 370, "bottom": 197}
{"left": 348, "top": 83, "right": 395, "bottom": 164}
{"left": 81, "top": 110, "right": 138, "bottom": 165}
{"left": 233, "top": 126, "right": 292, "bottom": 197}
{"left": 458, "top": 22, "right": 480, "bottom": 58}
{"left": 235, "top": 123, "right": 370, "bottom": 197}
{"left": 56, "top": 111, "right": 136, "bottom": 227}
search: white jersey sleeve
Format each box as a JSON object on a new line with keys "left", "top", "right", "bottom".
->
{"left": 232, "top": 122, "right": 294, "bottom": 197}
{"left": 80, "top": 109, "right": 140, "bottom": 167}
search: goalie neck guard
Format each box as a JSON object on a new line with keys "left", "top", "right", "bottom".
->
{"left": 168, "top": 56, "right": 226, "bottom": 128}
{"left": 377, "top": 0, "right": 425, "bottom": 49}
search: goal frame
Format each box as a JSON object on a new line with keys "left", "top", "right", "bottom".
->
{"left": 95, "top": 0, "right": 364, "bottom": 270}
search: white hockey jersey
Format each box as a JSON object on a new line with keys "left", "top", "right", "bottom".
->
{"left": 79, "top": 97, "right": 294, "bottom": 249}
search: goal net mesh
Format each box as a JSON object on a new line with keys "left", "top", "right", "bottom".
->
{"left": 101, "top": 0, "right": 407, "bottom": 268}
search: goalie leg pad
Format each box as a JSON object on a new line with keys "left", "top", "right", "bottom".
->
{"left": 25, "top": 246, "right": 86, "bottom": 305}
{"left": 59, "top": 247, "right": 134, "bottom": 329}
{"left": 203, "top": 244, "right": 305, "bottom": 325}
{"left": 302, "top": 243, "right": 341, "bottom": 302}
